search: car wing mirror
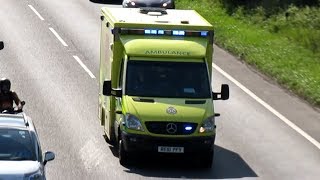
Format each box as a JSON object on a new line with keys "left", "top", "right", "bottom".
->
{"left": 0, "top": 41, "right": 4, "bottom": 50}
{"left": 103, "top": 80, "right": 111, "bottom": 96}
{"left": 212, "top": 84, "right": 229, "bottom": 100}
{"left": 44, "top": 151, "right": 55, "bottom": 166}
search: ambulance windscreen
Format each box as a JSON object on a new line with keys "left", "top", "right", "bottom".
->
{"left": 125, "top": 60, "right": 211, "bottom": 98}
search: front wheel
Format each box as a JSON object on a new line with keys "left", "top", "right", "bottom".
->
{"left": 119, "top": 140, "right": 129, "bottom": 166}
{"left": 197, "top": 150, "right": 214, "bottom": 169}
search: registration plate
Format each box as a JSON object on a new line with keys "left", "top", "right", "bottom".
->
{"left": 158, "top": 146, "right": 184, "bottom": 153}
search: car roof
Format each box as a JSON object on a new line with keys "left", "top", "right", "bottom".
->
{"left": 0, "top": 113, "right": 29, "bottom": 129}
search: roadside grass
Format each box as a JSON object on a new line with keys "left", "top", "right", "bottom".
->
{"left": 176, "top": 0, "right": 320, "bottom": 106}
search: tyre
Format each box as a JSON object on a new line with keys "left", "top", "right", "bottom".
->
{"left": 119, "top": 140, "right": 129, "bottom": 166}
{"left": 105, "top": 132, "right": 116, "bottom": 145}
{"left": 104, "top": 119, "right": 116, "bottom": 145}
{"left": 204, "top": 150, "right": 214, "bottom": 168}
{"left": 198, "top": 150, "right": 214, "bottom": 169}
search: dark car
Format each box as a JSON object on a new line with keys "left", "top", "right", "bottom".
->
{"left": 122, "top": 0, "right": 175, "bottom": 9}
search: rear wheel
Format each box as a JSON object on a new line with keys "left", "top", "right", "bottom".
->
{"left": 104, "top": 114, "right": 116, "bottom": 145}
{"left": 105, "top": 130, "right": 116, "bottom": 145}
{"left": 119, "top": 140, "right": 129, "bottom": 166}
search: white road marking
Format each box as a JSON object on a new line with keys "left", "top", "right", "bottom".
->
{"left": 49, "top": 27, "right": 68, "bottom": 47}
{"left": 28, "top": 5, "right": 44, "bottom": 21}
{"left": 213, "top": 63, "right": 320, "bottom": 150}
{"left": 73, "top": 56, "right": 96, "bottom": 79}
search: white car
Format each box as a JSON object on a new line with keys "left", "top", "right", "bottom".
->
{"left": 0, "top": 112, "right": 55, "bottom": 179}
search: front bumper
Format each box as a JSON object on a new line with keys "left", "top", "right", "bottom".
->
{"left": 121, "top": 131, "right": 215, "bottom": 153}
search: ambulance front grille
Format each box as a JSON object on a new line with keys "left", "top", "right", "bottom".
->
{"left": 145, "top": 122, "right": 197, "bottom": 135}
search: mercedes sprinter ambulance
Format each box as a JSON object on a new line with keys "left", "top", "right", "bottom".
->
{"left": 98, "top": 7, "right": 229, "bottom": 168}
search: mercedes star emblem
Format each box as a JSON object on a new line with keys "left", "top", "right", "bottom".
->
{"left": 166, "top": 107, "right": 177, "bottom": 114}
{"left": 166, "top": 123, "right": 178, "bottom": 134}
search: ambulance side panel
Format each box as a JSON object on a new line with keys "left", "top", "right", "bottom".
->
{"left": 99, "top": 11, "right": 126, "bottom": 141}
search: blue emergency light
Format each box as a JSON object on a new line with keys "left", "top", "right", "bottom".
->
{"left": 157, "top": 30, "right": 164, "bottom": 35}
{"left": 144, "top": 29, "right": 162, "bottom": 35}
{"left": 172, "top": 30, "right": 185, "bottom": 36}
{"left": 185, "top": 126, "right": 193, "bottom": 131}
{"left": 201, "top": 31, "right": 208, "bottom": 36}
{"left": 144, "top": 29, "right": 151, "bottom": 34}
{"left": 151, "top": 29, "right": 157, "bottom": 34}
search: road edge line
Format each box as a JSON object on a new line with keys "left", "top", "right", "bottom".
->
{"left": 213, "top": 63, "right": 320, "bottom": 150}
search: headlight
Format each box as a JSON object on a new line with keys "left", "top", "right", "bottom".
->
{"left": 125, "top": 114, "right": 144, "bottom": 131}
{"left": 124, "top": 0, "right": 135, "bottom": 6}
{"left": 199, "top": 116, "right": 215, "bottom": 133}
{"left": 25, "top": 170, "right": 43, "bottom": 180}
{"left": 163, "top": 0, "right": 172, "bottom": 8}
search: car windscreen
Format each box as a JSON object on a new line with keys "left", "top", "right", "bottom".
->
{"left": 0, "top": 128, "right": 36, "bottom": 161}
{"left": 125, "top": 60, "right": 211, "bottom": 98}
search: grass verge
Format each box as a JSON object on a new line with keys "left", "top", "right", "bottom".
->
{"left": 176, "top": 0, "right": 320, "bottom": 106}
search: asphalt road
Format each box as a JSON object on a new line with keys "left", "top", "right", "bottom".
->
{"left": 1, "top": 0, "right": 320, "bottom": 179}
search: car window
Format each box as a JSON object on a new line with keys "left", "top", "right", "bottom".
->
{"left": 0, "top": 128, "right": 36, "bottom": 161}
{"left": 31, "top": 132, "right": 42, "bottom": 162}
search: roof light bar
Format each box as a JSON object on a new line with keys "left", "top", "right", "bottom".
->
{"left": 120, "top": 28, "right": 210, "bottom": 37}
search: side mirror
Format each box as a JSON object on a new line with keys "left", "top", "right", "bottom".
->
{"left": 212, "top": 84, "right": 229, "bottom": 100}
{"left": 103, "top": 80, "right": 111, "bottom": 96}
{"left": 221, "top": 84, "right": 229, "bottom": 100}
{"left": 43, "top": 151, "right": 55, "bottom": 166}
{"left": 0, "top": 41, "right": 4, "bottom": 50}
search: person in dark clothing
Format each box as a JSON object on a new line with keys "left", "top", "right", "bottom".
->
{"left": 0, "top": 78, "right": 22, "bottom": 112}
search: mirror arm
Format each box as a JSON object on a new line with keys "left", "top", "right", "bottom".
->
{"left": 111, "top": 88, "right": 122, "bottom": 97}
{"left": 212, "top": 92, "right": 221, "bottom": 100}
